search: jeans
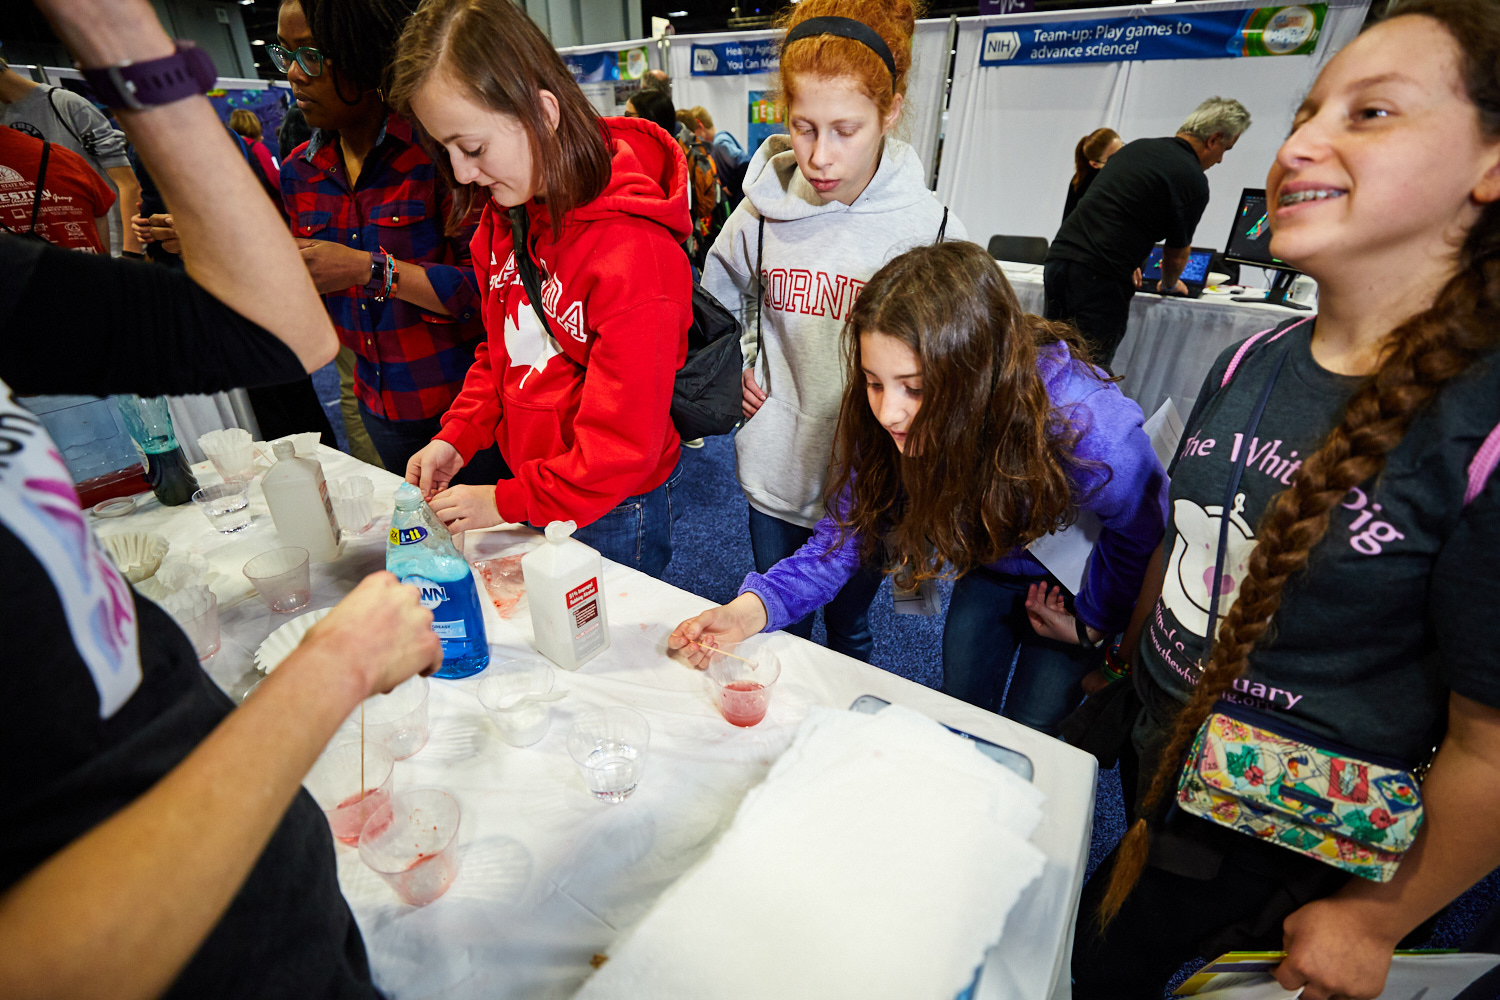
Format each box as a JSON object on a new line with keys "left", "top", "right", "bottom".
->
{"left": 747, "top": 506, "right": 882, "bottom": 662}
{"left": 570, "top": 462, "right": 681, "bottom": 580}
{"left": 941, "top": 569, "right": 1100, "bottom": 734}
{"left": 357, "top": 402, "right": 509, "bottom": 486}
{"left": 1042, "top": 259, "right": 1134, "bottom": 369}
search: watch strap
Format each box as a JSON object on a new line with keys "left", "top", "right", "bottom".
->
{"left": 81, "top": 41, "right": 217, "bottom": 111}
{"left": 364, "top": 251, "right": 387, "bottom": 295}
{"left": 1075, "top": 615, "right": 1102, "bottom": 649}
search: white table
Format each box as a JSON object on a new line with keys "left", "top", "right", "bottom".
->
{"left": 999, "top": 262, "right": 1310, "bottom": 423}
{"left": 100, "top": 446, "right": 1098, "bottom": 1000}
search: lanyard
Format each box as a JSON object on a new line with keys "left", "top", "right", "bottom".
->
{"left": 1200, "top": 341, "right": 1292, "bottom": 669}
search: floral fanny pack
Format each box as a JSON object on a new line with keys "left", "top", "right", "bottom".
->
{"left": 1172, "top": 326, "right": 1424, "bottom": 882}
{"left": 1176, "top": 703, "right": 1425, "bottom": 882}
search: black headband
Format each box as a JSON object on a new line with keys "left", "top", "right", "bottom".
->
{"left": 782, "top": 16, "right": 897, "bottom": 90}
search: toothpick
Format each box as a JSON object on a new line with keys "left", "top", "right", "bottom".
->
{"left": 691, "top": 639, "right": 758, "bottom": 668}
{"left": 359, "top": 701, "right": 365, "bottom": 802}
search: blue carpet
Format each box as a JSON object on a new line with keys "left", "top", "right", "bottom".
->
{"left": 310, "top": 360, "right": 348, "bottom": 455}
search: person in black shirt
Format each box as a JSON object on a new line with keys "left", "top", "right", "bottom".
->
{"left": 1044, "top": 97, "right": 1250, "bottom": 367}
{"left": 1061, "top": 126, "right": 1122, "bottom": 224}
{"left": 0, "top": 1, "right": 442, "bottom": 997}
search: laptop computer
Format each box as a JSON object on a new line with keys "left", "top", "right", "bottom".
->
{"left": 1138, "top": 245, "right": 1217, "bottom": 298}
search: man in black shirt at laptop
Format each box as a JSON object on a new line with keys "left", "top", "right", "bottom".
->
{"left": 1043, "top": 96, "right": 1251, "bottom": 367}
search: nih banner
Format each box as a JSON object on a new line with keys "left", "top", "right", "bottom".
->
{"left": 980, "top": 3, "right": 1325, "bottom": 68}
{"left": 690, "top": 38, "right": 780, "bottom": 76}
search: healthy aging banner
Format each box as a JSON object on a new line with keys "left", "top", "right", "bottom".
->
{"left": 690, "top": 38, "right": 780, "bottom": 76}
{"left": 980, "top": 3, "right": 1325, "bottom": 67}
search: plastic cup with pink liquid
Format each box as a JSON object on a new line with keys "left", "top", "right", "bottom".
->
{"left": 358, "top": 788, "right": 461, "bottom": 906}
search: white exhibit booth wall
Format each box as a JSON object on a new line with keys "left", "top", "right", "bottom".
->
{"left": 667, "top": 18, "right": 952, "bottom": 182}
{"left": 936, "top": 0, "right": 1368, "bottom": 265}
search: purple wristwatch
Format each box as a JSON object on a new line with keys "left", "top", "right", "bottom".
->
{"left": 81, "top": 40, "right": 217, "bottom": 111}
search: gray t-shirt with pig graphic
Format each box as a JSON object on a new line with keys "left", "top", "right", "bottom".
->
{"left": 1139, "top": 317, "right": 1500, "bottom": 764}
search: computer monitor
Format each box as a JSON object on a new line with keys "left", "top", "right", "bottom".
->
{"left": 1224, "top": 188, "right": 1310, "bottom": 310}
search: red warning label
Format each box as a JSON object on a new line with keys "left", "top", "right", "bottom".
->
{"left": 574, "top": 600, "right": 599, "bottom": 628}
{"left": 566, "top": 577, "right": 599, "bottom": 609}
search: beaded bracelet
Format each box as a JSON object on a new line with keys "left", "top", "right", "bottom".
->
{"left": 375, "top": 246, "right": 398, "bottom": 301}
{"left": 1100, "top": 643, "right": 1131, "bottom": 683}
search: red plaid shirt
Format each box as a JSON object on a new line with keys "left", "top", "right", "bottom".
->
{"left": 280, "top": 114, "right": 483, "bottom": 422}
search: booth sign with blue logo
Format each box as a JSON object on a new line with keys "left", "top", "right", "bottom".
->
{"left": 566, "top": 50, "right": 619, "bottom": 83}
{"left": 980, "top": 3, "right": 1325, "bottom": 67}
{"left": 690, "top": 39, "right": 780, "bottom": 76}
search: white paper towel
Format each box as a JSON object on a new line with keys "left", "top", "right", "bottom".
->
{"left": 575, "top": 705, "right": 1048, "bottom": 1000}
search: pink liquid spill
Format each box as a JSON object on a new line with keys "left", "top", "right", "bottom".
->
{"left": 719, "top": 680, "right": 768, "bottom": 727}
{"left": 330, "top": 787, "right": 390, "bottom": 845}
{"left": 476, "top": 555, "right": 526, "bottom": 618}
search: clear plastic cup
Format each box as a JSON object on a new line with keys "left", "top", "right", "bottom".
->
{"left": 329, "top": 476, "right": 375, "bottom": 534}
{"left": 193, "top": 481, "right": 252, "bottom": 533}
{"left": 161, "top": 584, "right": 220, "bottom": 660}
{"left": 359, "top": 788, "right": 461, "bottom": 906}
{"left": 704, "top": 645, "right": 782, "bottom": 728}
{"left": 567, "top": 708, "right": 650, "bottom": 803}
{"left": 243, "top": 546, "right": 311, "bottom": 612}
{"left": 476, "top": 658, "right": 555, "bottom": 747}
{"left": 348, "top": 675, "right": 430, "bottom": 760}
{"left": 304, "top": 741, "right": 396, "bottom": 845}
{"left": 197, "top": 428, "right": 256, "bottom": 483}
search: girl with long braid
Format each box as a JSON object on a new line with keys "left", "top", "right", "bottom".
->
{"left": 1027, "top": 2, "right": 1500, "bottom": 996}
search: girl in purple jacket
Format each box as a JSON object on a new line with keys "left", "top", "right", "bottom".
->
{"left": 671, "top": 240, "right": 1168, "bottom": 734}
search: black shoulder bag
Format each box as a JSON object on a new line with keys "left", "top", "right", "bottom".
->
{"left": 507, "top": 206, "right": 743, "bottom": 440}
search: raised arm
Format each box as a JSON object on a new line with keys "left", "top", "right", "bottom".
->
{"left": 36, "top": 0, "right": 335, "bottom": 371}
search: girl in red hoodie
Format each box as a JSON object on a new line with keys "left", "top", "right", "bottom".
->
{"left": 389, "top": 0, "right": 692, "bottom": 576}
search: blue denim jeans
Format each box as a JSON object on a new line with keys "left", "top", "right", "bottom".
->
{"left": 942, "top": 569, "right": 1101, "bottom": 734}
{"left": 747, "top": 506, "right": 882, "bottom": 662}
{"left": 568, "top": 462, "right": 681, "bottom": 580}
{"left": 357, "top": 403, "right": 509, "bottom": 486}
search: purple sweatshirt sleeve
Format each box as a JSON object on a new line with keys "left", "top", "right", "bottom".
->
{"left": 739, "top": 499, "right": 863, "bottom": 633}
{"left": 1062, "top": 382, "right": 1170, "bottom": 634}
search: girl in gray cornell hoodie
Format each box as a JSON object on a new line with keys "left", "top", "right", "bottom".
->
{"left": 702, "top": 0, "right": 964, "bottom": 661}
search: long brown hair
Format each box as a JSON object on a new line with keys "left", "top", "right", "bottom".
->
{"left": 1098, "top": 0, "right": 1500, "bottom": 929}
{"left": 1072, "top": 127, "right": 1119, "bottom": 191}
{"left": 387, "top": 0, "right": 611, "bottom": 238}
{"left": 827, "top": 241, "right": 1104, "bottom": 590}
{"left": 776, "top": 0, "right": 922, "bottom": 123}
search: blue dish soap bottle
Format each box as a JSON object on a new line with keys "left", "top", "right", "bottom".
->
{"left": 386, "top": 482, "right": 489, "bottom": 678}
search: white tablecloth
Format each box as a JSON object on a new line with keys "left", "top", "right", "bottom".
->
{"left": 98, "top": 446, "right": 1098, "bottom": 1000}
{"left": 1000, "top": 263, "right": 1310, "bottom": 422}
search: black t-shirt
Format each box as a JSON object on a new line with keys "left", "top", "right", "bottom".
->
{"left": 1047, "top": 136, "right": 1210, "bottom": 285}
{"left": 1139, "top": 316, "right": 1500, "bottom": 765}
{"left": 0, "top": 236, "right": 379, "bottom": 999}
{"left": 1061, "top": 171, "right": 1095, "bottom": 225}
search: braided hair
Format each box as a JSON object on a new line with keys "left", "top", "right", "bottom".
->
{"left": 1098, "top": 0, "right": 1500, "bottom": 928}
{"left": 296, "top": 0, "right": 419, "bottom": 105}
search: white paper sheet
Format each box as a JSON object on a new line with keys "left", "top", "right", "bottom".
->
{"left": 1027, "top": 398, "right": 1182, "bottom": 596}
{"left": 575, "top": 705, "right": 1048, "bottom": 1000}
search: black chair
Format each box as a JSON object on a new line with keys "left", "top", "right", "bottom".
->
{"left": 987, "top": 234, "right": 1049, "bottom": 265}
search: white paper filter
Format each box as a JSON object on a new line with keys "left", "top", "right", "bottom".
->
{"left": 575, "top": 705, "right": 1048, "bottom": 1000}
{"left": 254, "top": 607, "right": 334, "bottom": 673}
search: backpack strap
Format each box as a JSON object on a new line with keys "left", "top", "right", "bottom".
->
{"left": 46, "top": 87, "right": 93, "bottom": 157}
{"left": 1465, "top": 421, "right": 1500, "bottom": 508}
{"left": 935, "top": 206, "right": 948, "bottom": 244}
{"left": 507, "top": 206, "right": 554, "bottom": 340}
{"left": 755, "top": 212, "right": 768, "bottom": 395}
{"left": 1220, "top": 315, "right": 1314, "bottom": 389}
{"left": 28, "top": 141, "right": 51, "bottom": 237}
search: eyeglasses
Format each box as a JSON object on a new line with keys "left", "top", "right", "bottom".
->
{"left": 267, "top": 43, "right": 325, "bottom": 78}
